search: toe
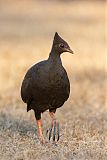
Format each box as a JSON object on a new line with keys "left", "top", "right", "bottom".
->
{"left": 53, "top": 121, "right": 56, "bottom": 141}
{"left": 39, "top": 136, "right": 45, "bottom": 144}
{"left": 49, "top": 124, "right": 53, "bottom": 140}
{"left": 57, "top": 122, "right": 60, "bottom": 141}
{"left": 47, "top": 120, "right": 60, "bottom": 142}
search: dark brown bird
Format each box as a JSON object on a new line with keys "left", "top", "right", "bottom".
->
{"left": 21, "top": 32, "right": 74, "bottom": 142}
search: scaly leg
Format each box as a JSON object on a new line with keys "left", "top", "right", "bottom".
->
{"left": 47, "top": 111, "right": 60, "bottom": 141}
{"left": 34, "top": 111, "right": 44, "bottom": 143}
{"left": 36, "top": 119, "right": 43, "bottom": 142}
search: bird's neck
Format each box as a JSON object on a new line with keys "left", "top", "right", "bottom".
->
{"left": 48, "top": 49, "right": 62, "bottom": 65}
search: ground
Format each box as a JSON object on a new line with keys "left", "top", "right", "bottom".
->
{"left": 0, "top": 0, "right": 106, "bottom": 160}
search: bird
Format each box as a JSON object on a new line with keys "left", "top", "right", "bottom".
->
{"left": 21, "top": 32, "right": 74, "bottom": 143}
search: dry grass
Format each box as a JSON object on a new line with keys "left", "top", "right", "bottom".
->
{"left": 0, "top": 0, "right": 106, "bottom": 160}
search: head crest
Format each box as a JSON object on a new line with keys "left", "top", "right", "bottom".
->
{"left": 53, "top": 32, "right": 67, "bottom": 45}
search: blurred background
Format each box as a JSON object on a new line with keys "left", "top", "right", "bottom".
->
{"left": 0, "top": 0, "right": 106, "bottom": 160}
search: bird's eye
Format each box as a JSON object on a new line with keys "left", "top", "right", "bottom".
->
{"left": 59, "top": 44, "right": 64, "bottom": 48}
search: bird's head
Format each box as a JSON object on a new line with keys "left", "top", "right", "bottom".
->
{"left": 52, "top": 32, "right": 74, "bottom": 54}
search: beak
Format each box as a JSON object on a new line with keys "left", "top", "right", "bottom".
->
{"left": 66, "top": 48, "right": 74, "bottom": 54}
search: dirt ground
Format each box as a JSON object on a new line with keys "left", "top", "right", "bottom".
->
{"left": 0, "top": 0, "right": 106, "bottom": 160}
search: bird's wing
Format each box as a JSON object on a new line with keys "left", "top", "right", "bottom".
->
{"left": 21, "top": 76, "right": 32, "bottom": 103}
{"left": 21, "top": 65, "right": 35, "bottom": 104}
{"left": 62, "top": 68, "right": 70, "bottom": 100}
{"left": 21, "top": 61, "right": 45, "bottom": 104}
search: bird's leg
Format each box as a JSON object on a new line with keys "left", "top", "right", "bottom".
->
{"left": 47, "top": 111, "right": 60, "bottom": 141}
{"left": 34, "top": 111, "right": 44, "bottom": 143}
{"left": 36, "top": 119, "right": 43, "bottom": 142}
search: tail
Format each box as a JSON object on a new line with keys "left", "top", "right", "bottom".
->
{"left": 27, "top": 101, "right": 32, "bottom": 112}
